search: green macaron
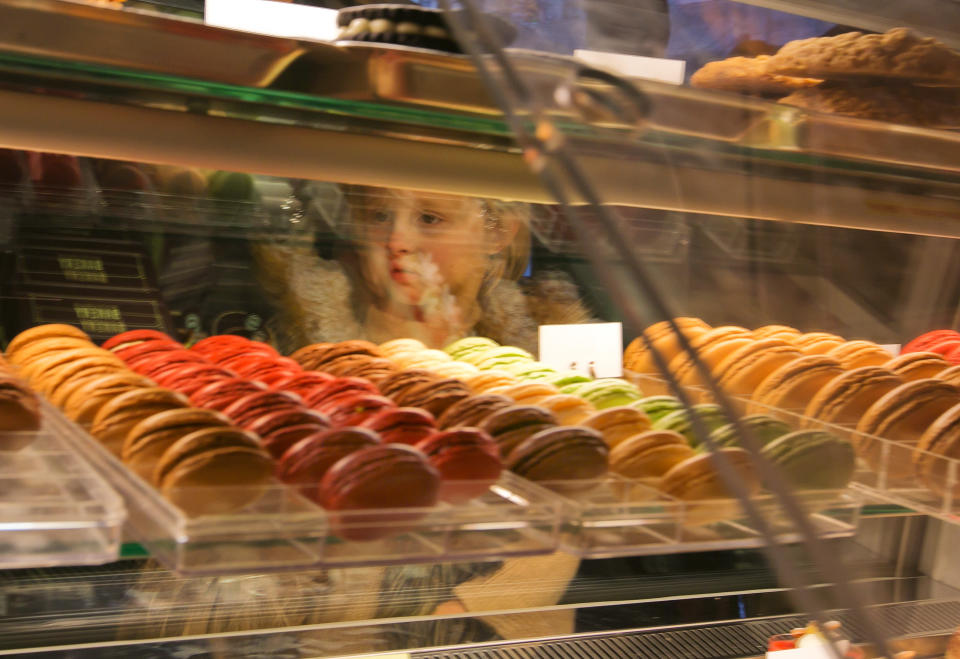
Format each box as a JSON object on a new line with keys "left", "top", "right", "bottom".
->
{"left": 445, "top": 337, "right": 499, "bottom": 359}
{"left": 632, "top": 396, "right": 684, "bottom": 422}
{"left": 710, "top": 415, "right": 792, "bottom": 449}
{"left": 653, "top": 404, "right": 729, "bottom": 447}
{"left": 467, "top": 346, "right": 535, "bottom": 369}
{"left": 575, "top": 378, "right": 643, "bottom": 409}
{"left": 542, "top": 371, "right": 593, "bottom": 388}
{"left": 500, "top": 361, "right": 559, "bottom": 380}
{"left": 760, "top": 430, "right": 855, "bottom": 490}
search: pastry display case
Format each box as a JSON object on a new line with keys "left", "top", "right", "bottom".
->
{"left": 3, "top": 0, "right": 960, "bottom": 657}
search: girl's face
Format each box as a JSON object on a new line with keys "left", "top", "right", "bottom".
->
{"left": 352, "top": 191, "right": 497, "bottom": 308}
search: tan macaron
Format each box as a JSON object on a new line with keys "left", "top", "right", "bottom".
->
{"left": 6, "top": 324, "right": 90, "bottom": 362}
{"left": 913, "top": 402, "right": 960, "bottom": 497}
{"left": 713, "top": 339, "right": 802, "bottom": 399}
{"left": 827, "top": 340, "right": 893, "bottom": 370}
{"left": 62, "top": 373, "right": 153, "bottom": 425}
{"left": 749, "top": 354, "right": 845, "bottom": 415}
{"left": 6, "top": 336, "right": 96, "bottom": 368}
{"left": 936, "top": 365, "right": 960, "bottom": 387}
{"left": 488, "top": 382, "right": 561, "bottom": 406}
{"left": 753, "top": 325, "right": 801, "bottom": 341}
{"left": 581, "top": 406, "right": 652, "bottom": 448}
{"left": 123, "top": 407, "right": 232, "bottom": 483}
{"left": 463, "top": 371, "right": 519, "bottom": 393}
{"left": 34, "top": 355, "right": 127, "bottom": 399}
{"left": 610, "top": 430, "right": 694, "bottom": 479}
{"left": 537, "top": 394, "right": 596, "bottom": 426}
{"left": 624, "top": 318, "right": 710, "bottom": 375}
{"left": 90, "top": 387, "right": 191, "bottom": 456}
{"left": 884, "top": 352, "right": 950, "bottom": 381}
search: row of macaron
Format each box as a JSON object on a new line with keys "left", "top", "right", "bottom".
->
{"left": 903, "top": 329, "right": 960, "bottom": 364}
{"left": 0, "top": 355, "right": 41, "bottom": 445}
{"left": 625, "top": 319, "right": 960, "bottom": 496}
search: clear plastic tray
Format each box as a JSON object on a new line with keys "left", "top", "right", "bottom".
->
{"left": 0, "top": 400, "right": 125, "bottom": 568}
{"left": 542, "top": 475, "right": 859, "bottom": 558}
{"left": 61, "top": 418, "right": 562, "bottom": 575}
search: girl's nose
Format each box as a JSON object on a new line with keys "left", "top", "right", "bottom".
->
{"left": 387, "top": 212, "right": 417, "bottom": 254}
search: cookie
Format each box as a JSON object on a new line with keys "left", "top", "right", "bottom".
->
{"left": 690, "top": 55, "right": 821, "bottom": 96}
{"left": 767, "top": 28, "right": 960, "bottom": 85}
{"left": 779, "top": 82, "right": 960, "bottom": 128}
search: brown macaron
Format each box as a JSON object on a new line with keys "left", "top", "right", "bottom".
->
{"left": 290, "top": 340, "right": 381, "bottom": 371}
{"left": 435, "top": 393, "right": 514, "bottom": 429}
{"left": 6, "top": 324, "right": 90, "bottom": 362}
{"left": 884, "top": 352, "right": 950, "bottom": 381}
{"left": 803, "top": 367, "right": 903, "bottom": 428}
{"left": 749, "top": 354, "right": 845, "bottom": 415}
{"left": 90, "top": 387, "right": 191, "bottom": 456}
{"left": 379, "top": 369, "right": 439, "bottom": 400}
{"left": 395, "top": 378, "right": 471, "bottom": 417}
{"left": 856, "top": 379, "right": 960, "bottom": 480}
{"left": 156, "top": 426, "right": 273, "bottom": 517}
{"left": 913, "top": 402, "right": 960, "bottom": 497}
{"left": 61, "top": 372, "right": 153, "bottom": 425}
{"left": 479, "top": 405, "right": 558, "bottom": 457}
{"left": 122, "top": 407, "right": 233, "bottom": 483}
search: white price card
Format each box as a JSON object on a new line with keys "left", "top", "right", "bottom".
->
{"left": 325, "top": 654, "right": 411, "bottom": 659}
{"left": 206, "top": 0, "right": 338, "bottom": 42}
{"left": 539, "top": 322, "right": 623, "bottom": 378}
{"left": 574, "top": 49, "right": 686, "bottom": 84}
{"left": 879, "top": 344, "right": 901, "bottom": 356}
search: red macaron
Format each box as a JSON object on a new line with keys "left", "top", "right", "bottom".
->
{"left": 361, "top": 407, "right": 436, "bottom": 445}
{"left": 302, "top": 377, "right": 380, "bottom": 410}
{"left": 102, "top": 329, "right": 176, "bottom": 353}
{"left": 277, "top": 428, "right": 381, "bottom": 498}
{"left": 903, "top": 330, "right": 960, "bottom": 354}
{"left": 118, "top": 341, "right": 187, "bottom": 365}
{"left": 154, "top": 364, "right": 236, "bottom": 391}
{"left": 415, "top": 428, "right": 502, "bottom": 503}
{"left": 189, "top": 378, "right": 268, "bottom": 411}
{"left": 323, "top": 393, "right": 396, "bottom": 427}
{"left": 246, "top": 408, "right": 331, "bottom": 438}
{"left": 260, "top": 424, "right": 331, "bottom": 460}
{"left": 278, "top": 372, "right": 336, "bottom": 398}
{"left": 319, "top": 444, "right": 440, "bottom": 541}
{"left": 222, "top": 390, "right": 304, "bottom": 427}
{"left": 189, "top": 335, "right": 253, "bottom": 358}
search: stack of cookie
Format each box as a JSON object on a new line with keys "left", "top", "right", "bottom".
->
{"left": 692, "top": 28, "right": 960, "bottom": 129}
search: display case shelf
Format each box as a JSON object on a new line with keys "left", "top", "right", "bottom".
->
{"left": 0, "top": 400, "right": 124, "bottom": 569}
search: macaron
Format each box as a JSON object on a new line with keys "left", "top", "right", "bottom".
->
{"left": 322, "top": 393, "right": 396, "bottom": 427}
{"left": 122, "top": 407, "right": 232, "bottom": 483}
{"left": 753, "top": 325, "right": 801, "bottom": 341}
{"left": 361, "top": 407, "right": 436, "bottom": 444}
{"left": 575, "top": 378, "right": 643, "bottom": 409}
{"left": 290, "top": 340, "right": 382, "bottom": 372}
{"left": 60, "top": 372, "right": 153, "bottom": 425}
{"left": 582, "top": 406, "right": 652, "bottom": 448}
{"left": 653, "top": 404, "right": 729, "bottom": 447}
{"left": 303, "top": 377, "right": 381, "bottom": 409}
{"left": 118, "top": 341, "right": 187, "bottom": 366}
{"left": 914, "top": 402, "right": 960, "bottom": 496}
{"left": 319, "top": 444, "right": 441, "bottom": 541}
{"left": 277, "top": 427, "right": 381, "bottom": 497}
{"left": 435, "top": 394, "right": 512, "bottom": 430}
{"left": 389, "top": 349, "right": 452, "bottom": 370}
{"left": 761, "top": 430, "right": 855, "bottom": 490}
{"left": 479, "top": 405, "right": 558, "bottom": 457}
{"left": 748, "top": 354, "right": 845, "bottom": 415}
{"left": 713, "top": 339, "right": 801, "bottom": 400}
{"left": 423, "top": 361, "right": 479, "bottom": 379}
{"left": 101, "top": 329, "right": 175, "bottom": 353}
{"left": 856, "top": 379, "right": 960, "bottom": 480}
{"left": 246, "top": 408, "right": 331, "bottom": 443}
{"left": 489, "top": 382, "right": 560, "bottom": 406}
{"left": 322, "top": 355, "right": 396, "bottom": 380}
{"left": 6, "top": 324, "right": 90, "bottom": 361}
{"left": 52, "top": 367, "right": 149, "bottom": 410}
{"left": 223, "top": 390, "right": 304, "bottom": 428}
{"left": 189, "top": 378, "right": 268, "bottom": 412}
{"left": 803, "top": 367, "right": 903, "bottom": 428}
{"left": 536, "top": 394, "right": 596, "bottom": 426}
{"left": 189, "top": 334, "right": 255, "bottom": 358}
{"left": 507, "top": 426, "right": 608, "bottom": 488}
{"left": 5, "top": 337, "right": 98, "bottom": 369}
{"left": 793, "top": 332, "right": 845, "bottom": 356}
{"left": 156, "top": 426, "right": 273, "bottom": 517}
{"left": 380, "top": 338, "right": 428, "bottom": 357}
{"left": 131, "top": 351, "right": 209, "bottom": 381}
{"left": 659, "top": 447, "right": 760, "bottom": 503}
{"left": 540, "top": 371, "right": 592, "bottom": 388}
{"left": 156, "top": 365, "right": 236, "bottom": 396}
{"left": 709, "top": 414, "right": 791, "bottom": 449}
{"left": 903, "top": 330, "right": 960, "bottom": 354}
{"left": 379, "top": 369, "right": 438, "bottom": 400}
{"left": 827, "top": 341, "right": 893, "bottom": 370}
{"left": 223, "top": 355, "right": 300, "bottom": 380}
{"left": 277, "top": 372, "right": 336, "bottom": 399}
{"left": 393, "top": 378, "right": 471, "bottom": 417}
{"left": 20, "top": 348, "right": 121, "bottom": 387}
{"left": 623, "top": 318, "right": 710, "bottom": 375}
{"left": 670, "top": 335, "right": 756, "bottom": 390}
{"left": 633, "top": 396, "right": 685, "bottom": 422}
{"left": 35, "top": 354, "right": 128, "bottom": 399}
{"left": 90, "top": 387, "right": 191, "bottom": 456}
{"left": 884, "top": 352, "right": 950, "bottom": 381}
{"left": 260, "top": 423, "right": 333, "bottom": 461}
{"left": 609, "top": 430, "right": 694, "bottom": 480}
{"left": 472, "top": 346, "right": 536, "bottom": 370}
{"left": 416, "top": 428, "right": 502, "bottom": 503}
{"left": 0, "top": 377, "right": 41, "bottom": 443}
{"left": 463, "top": 371, "right": 519, "bottom": 393}
{"left": 498, "top": 361, "right": 558, "bottom": 380}
{"left": 444, "top": 336, "right": 498, "bottom": 359}
{"left": 935, "top": 365, "right": 960, "bottom": 387}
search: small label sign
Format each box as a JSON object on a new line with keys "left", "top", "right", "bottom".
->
{"left": 205, "top": 0, "right": 338, "bottom": 42}
{"left": 539, "top": 322, "right": 623, "bottom": 378}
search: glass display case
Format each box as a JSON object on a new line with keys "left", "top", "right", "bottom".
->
{"left": 3, "top": 1, "right": 960, "bottom": 657}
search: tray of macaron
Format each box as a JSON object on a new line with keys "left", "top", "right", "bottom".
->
{"left": 621, "top": 319, "right": 960, "bottom": 525}
{"left": 3, "top": 325, "right": 562, "bottom": 574}
{"left": 0, "top": 347, "right": 124, "bottom": 568}
{"left": 439, "top": 335, "right": 859, "bottom": 556}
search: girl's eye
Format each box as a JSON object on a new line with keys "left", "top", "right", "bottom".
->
{"left": 372, "top": 209, "right": 392, "bottom": 223}
{"left": 419, "top": 213, "right": 444, "bottom": 226}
